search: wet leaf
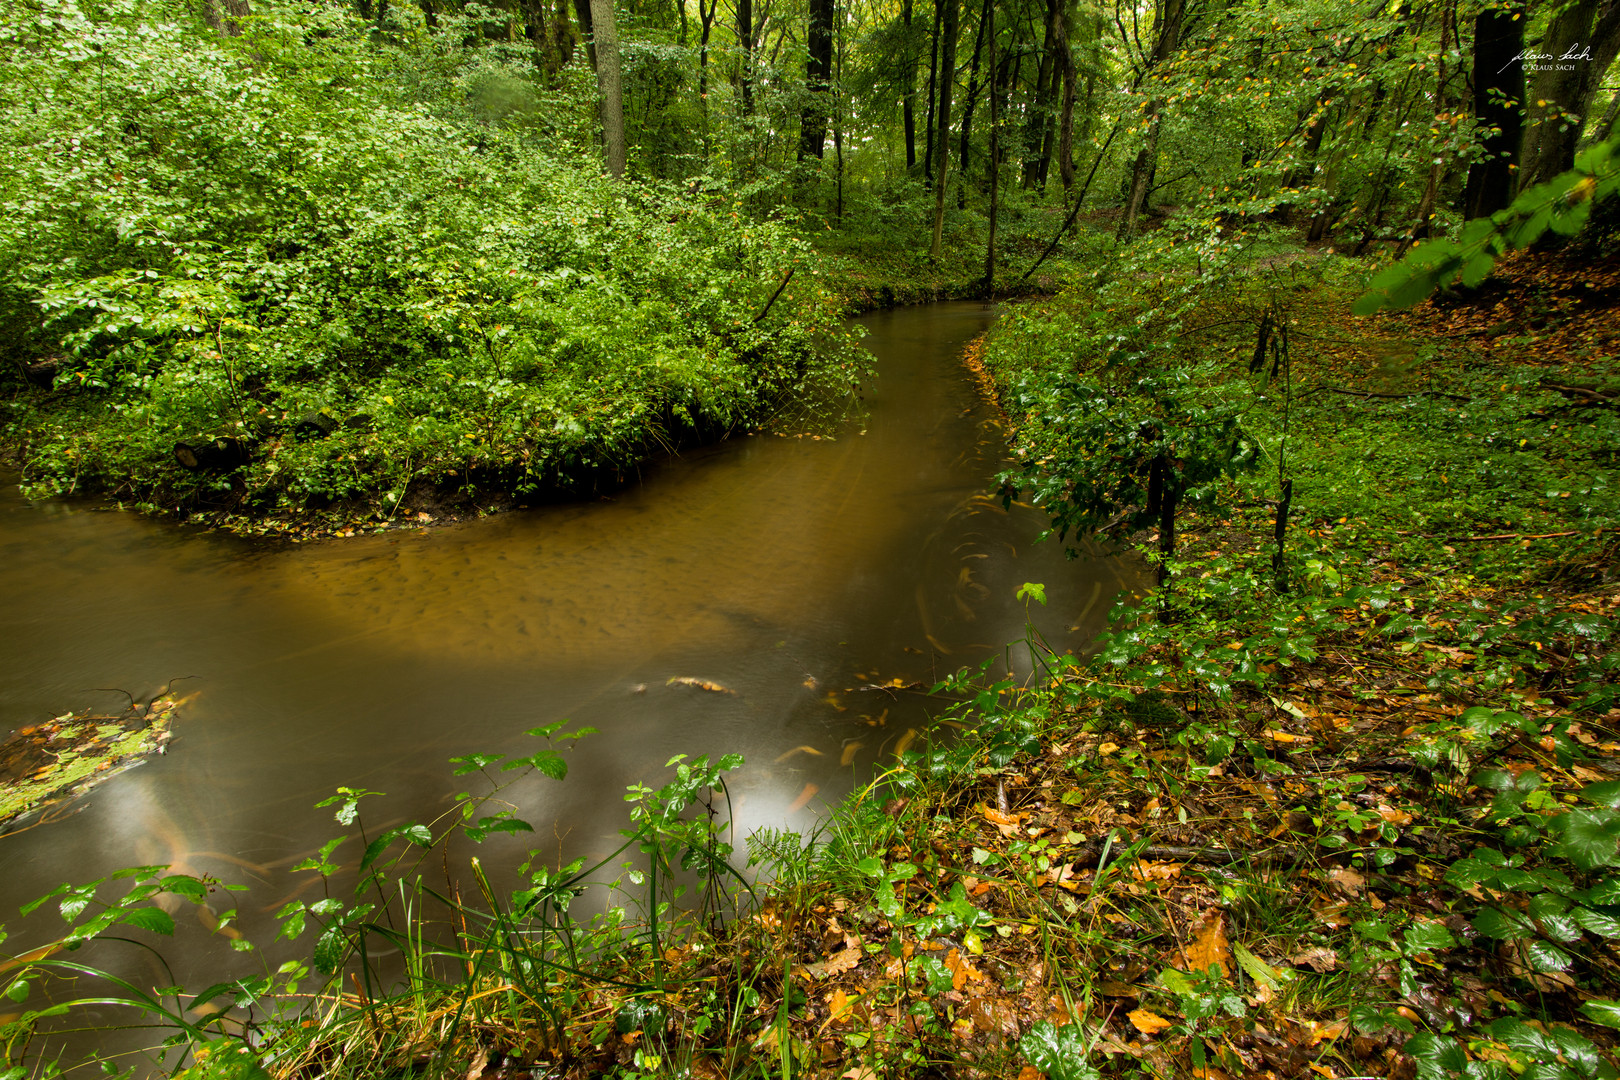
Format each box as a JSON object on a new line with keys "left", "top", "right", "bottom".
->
{"left": 1128, "top": 1008, "right": 1173, "bottom": 1034}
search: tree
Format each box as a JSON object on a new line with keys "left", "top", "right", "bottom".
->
{"left": 929, "top": 0, "right": 959, "bottom": 259}
{"left": 1463, "top": 0, "right": 1526, "bottom": 219}
{"left": 1519, "top": 0, "right": 1620, "bottom": 190}
{"left": 801, "top": 0, "right": 835, "bottom": 159}
{"left": 590, "top": 0, "right": 626, "bottom": 177}
{"left": 1117, "top": 0, "right": 1184, "bottom": 241}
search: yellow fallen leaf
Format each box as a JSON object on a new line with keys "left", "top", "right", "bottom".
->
{"left": 774, "top": 745, "right": 824, "bottom": 763}
{"left": 945, "top": 948, "right": 987, "bottom": 991}
{"left": 1129, "top": 1008, "right": 1173, "bottom": 1034}
{"left": 840, "top": 741, "right": 864, "bottom": 766}
{"left": 787, "top": 783, "right": 820, "bottom": 813}
{"left": 1179, "top": 913, "right": 1231, "bottom": 978}
{"left": 1377, "top": 804, "right": 1413, "bottom": 826}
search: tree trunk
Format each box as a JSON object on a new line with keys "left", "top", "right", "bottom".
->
{"left": 903, "top": 0, "right": 917, "bottom": 169}
{"left": 1116, "top": 0, "right": 1183, "bottom": 240}
{"left": 589, "top": 0, "right": 626, "bottom": 177}
{"left": 1056, "top": 7, "right": 1078, "bottom": 193}
{"left": 1521, "top": 0, "right": 1620, "bottom": 190}
{"left": 574, "top": 0, "right": 597, "bottom": 69}
{"left": 800, "top": 0, "right": 834, "bottom": 160}
{"left": 201, "top": 0, "right": 250, "bottom": 35}
{"left": 923, "top": 0, "right": 942, "bottom": 177}
{"left": 738, "top": 0, "right": 754, "bottom": 112}
{"left": 985, "top": 5, "right": 998, "bottom": 295}
{"left": 956, "top": 0, "right": 990, "bottom": 206}
{"left": 1462, "top": 2, "right": 1525, "bottom": 219}
{"left": 930, "top": 0, "right": 959, "bottom": 260}
{"left": 1021, "top": 0, "right": 1060, "bottom": 188}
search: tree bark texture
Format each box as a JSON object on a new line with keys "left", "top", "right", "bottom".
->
{"left": 1520, "top": 0, "right": 1620, "bottom": 189}
{"left": 930, "top": 0, "right": 958, "bottom": 259}
{"left": 800, "top": 0, "right": 834, "bottom": 159}
{"left": 589, "top": 0, "right": 626, "bottom": 176}
{"left": 1117, "top": 0, "right": 1183, "bottom": 240}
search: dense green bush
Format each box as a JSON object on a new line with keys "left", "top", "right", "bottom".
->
{"left": 0, "top": 0, "right": 860, "bottom": 515}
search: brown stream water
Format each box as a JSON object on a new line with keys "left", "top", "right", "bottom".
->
{"left": 0, "top": 302, "right": 1136, "bottom": 1068}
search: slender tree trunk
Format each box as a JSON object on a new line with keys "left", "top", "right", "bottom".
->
{"left": 738, "top": 0, "right": 754, "bottom": 112}
{"left": 1056, "top": 8, "right": 1078, "bottom": 192}
{"left": 800, "top": 0, "right": 834, "bottom": 159}
{"left": 923, "top": 0, "right": 942, "bottom": 177}
{"left": 574, "top": 0, "right": 597, "bottom": 69}
{"left": 1117, "top": 0, "right": 1183, "bottom": 240}
{"left": 903, "top": 0, "right": 917, "bottom": 169}
{"left": 1021, "top": 0, "right": 1060, "bottom": 188}
{"left": 930, "top": 0, "right": 959, "bottom": 259}
{"left": 956, "top": 0, "right": 990, "bottom": 207}
{"left": 1463, "top": 2, "right": 1525, "bottom": 219}
{"left": 589, "top": 0, "right": 626, "bottom": 177}
{"left": 985, "top": 5, "right": 998, "bottom": 295}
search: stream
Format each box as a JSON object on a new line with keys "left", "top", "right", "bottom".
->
{"left": 0, "top": 302, "right": 1138, "bottom": 1067}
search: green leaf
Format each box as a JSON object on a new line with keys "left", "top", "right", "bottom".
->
{"left": 1548, "top": 808, "right": 1620, "bottom": 870}
{"left": 1573, "top": 905, "right": 1620, "bottom": 938}
{"left": 1579, "top": 782, "right": 1620, "bottom": 809}
{"left": 313, "top": 925, "right": 347, "bottom": 975}
{"left": 1405, "top": 920, "right": 1456, "bottom": 952}
{"left": 1459, "top": 253, "right": 1496, "bottom": 290}
{"left": 1472, "top": 905, "right": 1534, "bottom": 941}
{"left": 1581, "top": 1000, "right": 1620, "bottom": 1030}
{"left": 1525, "top": 939, "right": 1572, "bottom": 972}
{"left": 1020, "top": 1021, "right": 1101, "bottom": 1080}
{"left": 162, "top": 876, "right": 209, "bottom": 903}
{"left": 120, "top": 907, "right": 176, "bottom": 936}
{"left": 1405, "top": 1032, "right": 1467, "bottom": 1080}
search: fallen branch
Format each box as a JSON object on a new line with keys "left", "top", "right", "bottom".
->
{"left": 752, "top": 268, "right": 795, "bottom": 323}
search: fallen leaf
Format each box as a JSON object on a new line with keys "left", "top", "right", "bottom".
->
{"left": 1288, "top": 945, "right": 1339, "bottom": 972}
{"left": 982, "top": 805, "right": 1026, "bottom": 837}
{"left": 1129, "top": 1008, "right": 1173, "bottom": 1034}
{"left": 1377, "top": 804, "right": 1413, "bottom": 826}
{"left": 1328, "top": 867, "right": 1366, "bottom": 896}
{"left": 774, "top": 745, "right": 824, "bottom": 763}
{"left": 667, "top": 676, "right": 734, "bottom": 694}
{"left": 787, "top": 783, "right": 820, "bottom": 814}
{"left": 945, "top": 948, "right": 987, "bottom": 990}
{"left": 840, "top": 741, "right": 864, "bottom": 766}
{"left": 823, "top": 988, "right": 861, "bottom": 1028}
{"left": 1178, "top": 913, "right": 1231, "bottom": 978}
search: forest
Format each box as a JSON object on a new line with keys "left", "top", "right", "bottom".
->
{"left": 1, "top": 0, "right": 1619, "bottom": 1074}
